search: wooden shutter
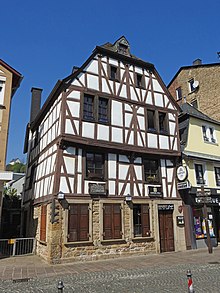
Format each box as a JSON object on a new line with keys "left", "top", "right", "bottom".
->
{"left": 103, "top": 204, "right": 112, "bottom": 240}
{"left": 103, "top": 204, "right": 122, "bottom": 240}
{"left": 113, "top": 204, "right": 122, "bottom": 239}
{"left": 141, "top": 204, "right": 150, "bottom": 237}
{"left": 68, "top": 204, "right": 89, "bottom": 242}
{"left": 40, "top": 205, "right": 47, "bottom": 242}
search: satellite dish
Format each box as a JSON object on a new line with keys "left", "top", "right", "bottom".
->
{"left": 193, "top": 80, "right": 199, "bottom": 88}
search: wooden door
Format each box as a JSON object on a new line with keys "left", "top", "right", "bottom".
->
{"left": 158, "top": 210, "right": 175, "bottom": 252}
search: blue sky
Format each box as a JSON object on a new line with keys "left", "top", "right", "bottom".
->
{"left": 2, "top": 0, "right": 220, "bottom": 163}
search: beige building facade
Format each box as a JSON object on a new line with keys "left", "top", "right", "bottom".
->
{"left": 0, "top": 60, "right": 22, "bottom": 233}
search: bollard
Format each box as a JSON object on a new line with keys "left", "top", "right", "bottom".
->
{"left": 186, "top": 270, "right": 194, "bottom": 293}
{"left": 57, "top": 280, "right": 64, "bottom": 292}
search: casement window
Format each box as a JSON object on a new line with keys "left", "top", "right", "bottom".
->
{"left": 86, "top": 152, "right": 104, "bottom": 179}
{"left": 188, "top": 79, "right": 196, "bottom": 92}
{"left": 143, "top": 159, "right": 160, "bottom": 184}
{"left": 40, "top": 205, "right": 47, "bottom": 242}
{"left": 83, "top": 94, "right": 109, "bottom": 124}
{"left": 191, "top": 99, "right": 198, "bottom": 109}
{"left": 214, "top": 167, "right": 220, "bottom": 186}
{"left": 136, "top": 73, "right": 145, "bottom": 88}
{"left": 68, "top": 204, "right": 89, "bottom": 242}
{"left": 202, "top": 125, "right": 216, "bottom": 143}
{"left": 195, "top": 164, "right": 205, "bottom": 185}
{"left": 103, "top": 203, "right": 122, "bottom": 240}
{"left": 83, "top": 94, "right": 95, "bottom": 121}
{"left": 133, "top": 204, "right": 150, "bottom": 237}
{"left": 147, "top": 110, "right": 156, "bottom": 132}
{"left": 176, "top": 87, "right": 182, "bottom": 100}
{"left": 158, "top": 112, "right": 168, "bottom": 134}
{"left": 110, "top": 65, "right": 119, "bottom": 81}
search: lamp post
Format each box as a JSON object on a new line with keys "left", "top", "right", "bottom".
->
{"left": 201, "top": 186, "right": 213, "bottom": 254}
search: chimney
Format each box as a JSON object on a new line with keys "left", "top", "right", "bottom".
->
{"left": 30, "top": 87, "right": 42, "bottom": 123}
{"left": 72, "top": 66, "right": 79, "bottom": 73}
{"left": 193, "top": 59, "right": 202, "bottom": 66}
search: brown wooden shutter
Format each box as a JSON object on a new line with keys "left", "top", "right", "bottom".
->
{"left": 79, "top": 204, "right": 89, "bottom": 241}
{"left": 141, "top": 204, "right": 150, "bottom": 237}
{"left": 103, "top": 204, "right": 112, "bottom": 240}
{"left": 113, "top": 204, "right": 122, "bottom": 239}
{"left": 103, "top": 204, "right": 122, "bottom": 240}
{"left": 68, "top": 204, "right": 89, "bottom": 242}
{"left": 40, "top": 205, "right": 47, "bottom": 242}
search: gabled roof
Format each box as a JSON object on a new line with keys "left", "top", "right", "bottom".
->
{"left": 0, "top": 59, "right": 23, "bottom": 97}
{"left": 29, "top": 37, "right": 180, "bottom": 132}
{"left": 180, "top": 102, "right": 220, "bottom": 125}
{"left": 167, "top": 62, "right": 220, "bottom": 88}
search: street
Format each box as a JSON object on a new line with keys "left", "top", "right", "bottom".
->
{"left": 0, "top": 248, "right": 220, "bottom": 292}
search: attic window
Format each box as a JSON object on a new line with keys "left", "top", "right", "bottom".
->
{"left": 118, "top": 43, "right": 128, "bottom": 55}
{"left": 136, "top": 73, "right": 145, "bottom": 88}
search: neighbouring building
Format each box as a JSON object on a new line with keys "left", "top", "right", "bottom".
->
{"left": 0, "top": 59, "right": 22, "bottom": 233}
{"left": 23, "top": 37, "right": 186, "bottom": 264}
{"left": 177, "top": 102, "right": 220, "bottom": 250}
{"left": 168, "top": 60, "right": 220, "bottom": 121}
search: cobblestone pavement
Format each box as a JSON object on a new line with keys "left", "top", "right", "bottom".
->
{"left": 0, "top": 248, "right": 220, "bottom": 292}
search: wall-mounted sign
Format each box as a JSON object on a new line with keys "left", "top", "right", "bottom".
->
{"left": 176, "top": 166, "right": 188, "bottom": 182}
{"left": 196, "top": 189, "right": 211, "bottom": 197}
{"left": 148, "top": 186, "right": 162, "bottom": 197}
{"left": 158, "top": 204, "right": 174, "bottom": 211}
{"left": 89, "top": 183, "right": 106, "bottom": 196}
{"left": 176, "top": 216, "right": 185, "bottom": 226}
{"left": 195, "top": 197, "right": 219, "bottom": 204}
{"left": 177, "top": 181, "right": 191, "bottom": 190}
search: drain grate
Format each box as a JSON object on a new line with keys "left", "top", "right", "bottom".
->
{"left": 208, "top": 261, "right": 220, "bottom": 264}
{"left": 13, "top": 278, "right": 30, "bottom": 283}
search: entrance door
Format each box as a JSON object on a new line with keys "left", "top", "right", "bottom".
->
{"left": 159, "top": 210, "right": 175, "bottom": 252}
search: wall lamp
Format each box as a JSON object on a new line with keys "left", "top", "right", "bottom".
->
{"left": 125, "top": 194, "right": 132, "bottom": 203}
{"left": 57, "top": 191, "right": 65, "bottom": 200}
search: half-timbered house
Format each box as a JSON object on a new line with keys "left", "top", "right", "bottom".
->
{"left": 23, "top": 37, "right": 186, "bottom": 263}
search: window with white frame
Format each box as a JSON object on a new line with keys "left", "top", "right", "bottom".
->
{"left": 188, "top": 78, "right": 196, "bottom": 93}
{"left": 195, "top": 163, "right": 205, "bottom": 185}
{"left": 176, "top": 87, "right": 182, "bottom": 100}
{"left": 214, "top": 167, "right": 220, "bottom": 186}
{"left": 202, "top": 125, "right": 216, "bottom": 143}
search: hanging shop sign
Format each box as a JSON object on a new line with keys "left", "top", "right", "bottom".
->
{"left": 176, "top": 166, "right": 188, "bottom": 182}
{"left": 148, "top": 186, "right": 162, "bottom": 197}
{"left": 177, "top": 180, "right": 191, "bottom": 190}
{"left": 158, "top": 204, "right": 174, "bottom": 211}
{"left": 89, "top": 183, "right": 107, "bottom": 196}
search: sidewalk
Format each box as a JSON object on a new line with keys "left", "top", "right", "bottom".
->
{"left": 0, "top": 246, "right": 220, "bottom": 281}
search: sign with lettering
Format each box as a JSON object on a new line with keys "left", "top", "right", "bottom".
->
{"left": 176, "top": 216, "right": 185, "bottom": 226}
{"left": 195, "top": 197, "right": 219, "bottom": 204}
{"left": 148, "top": 186, "right": 162, "bottom": 197}
{"left": 177, "top": 181, "right": 191, "bottom": 190}
{"left": 158, "top": 204, "right": 174, "bottom": 211}
{"left": 176, "top": 166, "right": 188, "bottom": 181}
{"left": 89, "top": 183, "right": 106, "bottom": 195}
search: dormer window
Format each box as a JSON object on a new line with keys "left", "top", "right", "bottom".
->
{"left": 118, "top": 43, "right": 128, "bottom": 55}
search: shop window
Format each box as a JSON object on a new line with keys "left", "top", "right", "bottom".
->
{"left": 103, "top": 203, "right": 122, "bottom": 240}
{"left": 133, "top": 204, "right": 150, "bottom": 237}
{"left": 143, "top": 159, "right": 160, "bottom": 184}
{"left": 68, "top": 204, "right": 89, "bottom": 242}
{"left": 40, "top": 205, "right": 47, "bottom": 242}
{"left": 195, "top": 164, "right": 205, "bottom": 185}
{"left": 147, "top": 110, "right": 156, "bottom": 133}
{"left": 214, "top": 167, "right": 220, "bottom": 186}
{"left": 158, "top": 112, "right": 168, "bottom": 134}
{"left": 86, "top": 152, "right": 104, "bottom": 180}
{"left": 193, "top": 208, "right": 215, "bottom": 239}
